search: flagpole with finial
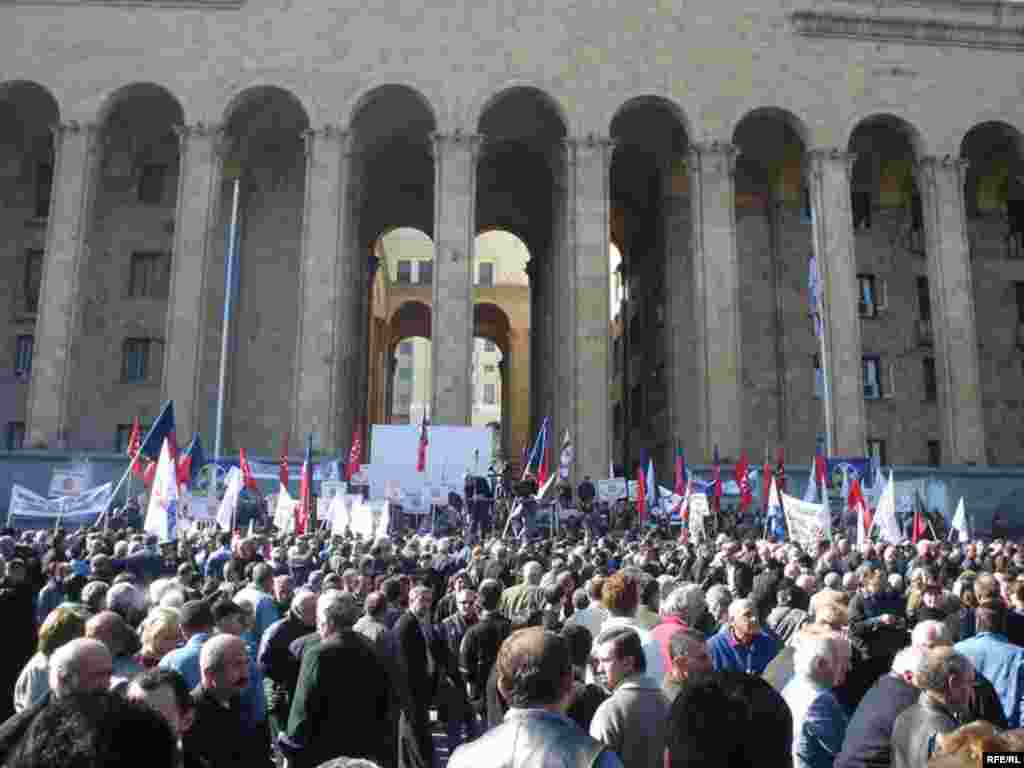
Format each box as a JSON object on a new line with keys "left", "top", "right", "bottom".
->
{"left": 809, "top": 201, "right": 835, "bottom": 458}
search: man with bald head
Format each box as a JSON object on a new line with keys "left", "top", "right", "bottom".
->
{"left": 85, "top": 610, "right": 142, "bottom": 686}
{"left": 708, "top": 598, "right": 781, "bottom": 675}
{"left": 258, "top": 589, "right": 318, "bottom": 741}
{"left": 183, "top": 634, "right": 272, "bottom": 768}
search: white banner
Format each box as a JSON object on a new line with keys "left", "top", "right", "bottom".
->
{"left": 781, "top": 492, "right": 831, "bottom": 551}
{"left": 49, "top": 464, "right": 93, "bottom": 498}
{"left": 688, "top": 493, "right": 709, "bottom": 545}
{"left": 350, "top": 500, "right": 389, "bottom": 539}
{"left": 597, "top": 478, "right": 627, "bottom": 502}
{"left": 273, "top": 488, "right": 296, "bottom": 533}
{"left": 10, "top": 482, "right": 112, "bottom": 524}
{"left": 329, "top": 494, "right": 352, "bottom": 536}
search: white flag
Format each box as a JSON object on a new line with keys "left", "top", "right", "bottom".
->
{"left": 329, "top": 493, "right": 351, "bottom": 536}
{"left": 874, "top": 471, "right": 903, "bottom": 545}
{"left": 144, "top": 438, "right": 179, "bottom": 542}
{"left": 274, "top": 487, "right": 296, "bottom": 533}
{"left": 802, "top": 462, "right": 818, "bottom": 504}
{"left": 217, "top": 467, "right": 243, "bottom": 532}
{"left": 951, "top": 497, "right": 970, "bottom": 543}
{"left": 559, "top": 430, "right": 573, "bottom": 481}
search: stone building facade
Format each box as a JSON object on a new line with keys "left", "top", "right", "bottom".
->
{"left": 1, "top": 0, "right": 1023, "bottom": 481}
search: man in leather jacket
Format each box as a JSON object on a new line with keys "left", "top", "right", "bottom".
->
{"left": 449, "top": 627, "right": 623, "bottom": 768}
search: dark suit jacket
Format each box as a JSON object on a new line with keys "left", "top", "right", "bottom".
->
{"left": 394, "top": 611, "right": 449, "bottom": 711}
{"left": 0, "top": 692, "right": 49, "bottom": 764}
{"left": 283, "top": 632, "right": 397, "bottom": 768}
{"left": 183, "top": 686, "right": 273, "bottom": 768}
{"left": 836, "top": 673, "right": 919, "bottom": 768}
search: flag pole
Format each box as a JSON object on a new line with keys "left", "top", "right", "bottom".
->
{"left": 214, "top": 175, "right": 242, "bottom": 466}
{"left": 809, "top": 203, "right": 835, "bottom": 458}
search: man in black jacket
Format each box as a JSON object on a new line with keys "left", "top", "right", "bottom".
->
{"left": 183, "top": 634, "right": 273, "bottom": 768}
{"left": 257, "top": 590, "right": 317, "bottom": 741}
{"left": 460, "top": 579, "right": 512, "bottom": 724}
{"left": 0, "top": 560, "right": 36, "bottom": 722}
{"left": 280, "top": 591, "right": 398, "bottom": 768}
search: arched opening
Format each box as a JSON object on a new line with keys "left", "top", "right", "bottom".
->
{"left": 352, "top": 86, "right": 436, "bottom": 448}
{"left": 0, "top": 82, "right": 59, "bottom": 448}
{"left": 477, "top": 88, "right": 564, "bottom": 473}
{"left": 70, "top": 82, "right": 185, "bottom": 449}
{"left": 609, "top": 96, "right": 688, "bottom": 475}
{"left": 847, "top": 114, "right": 930, "bottom": 465}
{"left": 207, "top": 86, "right": 309, "bottom": 454}
{"left": 731, "top": 108, "right": 810, "bottom": 459}
{"left": 386, "top": 300, "right": 432, "bottom": 425}
{"left": 961, "top": 121, "right": 1024, "bottom": 465}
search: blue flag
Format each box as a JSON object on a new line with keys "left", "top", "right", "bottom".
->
{"left": 139, "top": 401, "right": 177, "bottom": 462}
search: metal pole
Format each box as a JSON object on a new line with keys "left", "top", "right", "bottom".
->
{"left": 215, "top": 177, "right": 241, "bottom": 465}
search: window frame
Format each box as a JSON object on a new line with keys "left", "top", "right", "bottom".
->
{"left": 129, "top": 251, "right": 168, "bottom": 299}
{"left": 6, "top": 421, "right": 25, "bottom": 451}
{"left": 416, "top": 260, "right": 433, "bottom": 285}
{"left": 483, "top": 382, "right": 496, "bottom": 405}
{"left": 863, "top": 355, "right": 883, "bottom": 400}
{"left": 34, "top": 162, "right": 53, "bottom": 220}
{"left": 122, "top": 338, "right": 152, "bottom": 384}
{"left": 14, "top": 335, "right": 33, "bottom": 377}
{"left": 923, "top": 356, "right": 937, "bottom": 402}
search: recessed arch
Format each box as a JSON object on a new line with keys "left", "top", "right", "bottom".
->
{"left": 732, "top": 108, "right": 809, "bottom": 209}
{"left": 473, "top": 302, "right": 511, "bottom": 354}
{"left": 961, "top": 121, "right": 1024, "bottom": 217}
{"left": 222, "top": 85, "right": 311, "bottom": 132}
{"left": 847, "top": 113, "right": 926, "bottom": 160}
{"left": 389, "top": 299, "right": 433, "bottom": 342}
{"left": 0, "top": 80, "right": 60, "bottom": 123}
{"left": 609, "top": 95, "right": 691, "bottom": 149}
{"left": 476, "top": 85, "right": 567, "bottom": 141}
{"left": 95, "top": 82, "right": 185, "bottom": 129}
{"left": 345, "top": 82, "right": 439, "bottom": 134}
{"left": 731, "top": 107, "right": 809, "bottom": 153}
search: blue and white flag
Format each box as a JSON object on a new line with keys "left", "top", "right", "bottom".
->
{"left": 808, "top": 253, "right": 822, "bottom": 338}
{"left": 144, "top": 438, "right": 178, "bottom": 542}
{"left": 767, "top": 476, "right": 786, "bottom": 540}
{"left": 558, "top": 430, "right": 573, "bottom": 481}
{"left": 951, "top": 497, "right": 970, "bottom": 543}
{"left": 217, "top": 467, "right": 243, "bottom": 532}
{"left": 874, "top": 471, "right": 903, "bottom": 545}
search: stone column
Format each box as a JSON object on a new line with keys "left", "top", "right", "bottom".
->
{"left": 917, "top": 155, "right": 986, "bottom": 464}
{"left": 161, "top": 123, "right": 224, "bottom": 438}
{"left": 26, "top": 121, "right": 99, "bottom": 448}
{"left": 663, "top": 163, "right": 695, "bottom": 459}
{"left": 688, "top": 141, "right": 742, "bottom": 461}
{"left": 431, "top": 132, "right": 480, "bottom": 425}
{"left": 293, "top": 126, "right": 350, "bottom": 450}
{"left": 565, "top": 135, "right": 613, "bottom": 483}
{"left": 507, "top": 328, "right": 531, "bottom": 470}
{"left": 806, "top": 148, "right": 866, "bottom": 456}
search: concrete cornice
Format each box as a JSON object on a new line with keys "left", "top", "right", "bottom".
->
{"left": 791, "top": 8, "right": 1024, "bottom": 50}
{"left": 0, "top": 0, "right": 243, "bottom": 8}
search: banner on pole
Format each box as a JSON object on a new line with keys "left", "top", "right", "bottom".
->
{"left": 10, "top": 482, "right": 112, "bottom": 526}
{"left": 49, "top": 464, "right": 93, "bottom": 498}
{"left": 781, "top": 492, "right": 831, "bottom": 551}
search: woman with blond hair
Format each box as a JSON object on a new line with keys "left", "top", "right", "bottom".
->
{"left": 136, "top": 607, "right": 181, "bottom": 669}
{"left": 12, "top": 604, "right": 87, "bottom": 712}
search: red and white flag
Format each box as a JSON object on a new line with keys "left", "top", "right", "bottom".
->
{"left": 416, "top": 419, "right": 429, "bottom": 473}
{"left": 239, "top": 447, "right": 258, "bottom": 491}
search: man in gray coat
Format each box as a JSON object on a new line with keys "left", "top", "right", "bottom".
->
{"left": 891, "top": 647, "right": 975, "bottom": 768}
{"left": 590, "top": 626, "right": 670, "bottom": 768}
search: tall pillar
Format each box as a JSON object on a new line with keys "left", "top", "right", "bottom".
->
{"left": 565, "top": 135, "right": 613, "bottom": 483}
{"left": 507, "top": 328, "right": 530, "bottom": 470}
{"left": 551, "top": 145, "right": 573, "bottom": 477}
{"left": 162, "top": 123, "right": 224, "bottom": 438}
{"left": 688, "top": 141, "right": 742, "bottom": 461}
{"left": 293, "top": 126, "right": 350, "bottom": 450}
{"left": 26, "top": 121, "right": 99, "bottom": 449}
{"left": 524, "top": 257, "right": 541, "bottom": 452}
{"left": 917, "top": 155, "right": 986, "bottom": 465}
{"left": 663, "top": 163, "right": 695, "bottom": 459}
{"left": 807, "top": 148, "right": 866, "bottom": 456}
{"left": 431, "top": 132, "right": 480, "bottom": 425}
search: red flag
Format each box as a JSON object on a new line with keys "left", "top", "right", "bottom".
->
{"left": 142, "top": 459, "right": 157, "bottom": 487}
{"left": 912, "top": 506, "right": 928, "bottom": 544}
{"left": 735, "top": 452, "right": 753, "bottom": 514}
{"left": 537, "top": 421, "right": 550, "bottom": 486}
{"left": 673, "top": 446, "right": 686, "bottom": 498}
{"left": 278, "top": 433, "right": 290, "bottom": 489}
{"left": 849, "top": 478, "right": 872, "bottom": 541}
{"left": 239, "top": 448, "right": 257, "bottom": 491}
{"left": 296, "top": 434, "right": 312, "bottom": 534}
{"left": 775, "top": 447, "right": 787, "bottom": 495}
{"left": 127, "top": 417, "right": 144, "bottom": 477}
{"left": 347, "top": 426, "right": 362, "bottom": 482}
{"left": 815, "top": 452, "right": 828, "bottom": 492}
{"left": 416, "top": 419, "right": 429, "bottom": 472}
{"left": 636, "top": 464, "right": 647, "bottom": 524}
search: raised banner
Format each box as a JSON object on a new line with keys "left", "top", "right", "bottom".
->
{"left": 9, "top": 482, "right": 112, "bottom": 527}
{"left": 596, "top": 478, "right": 627, "bottom": 502}
{"left": 688, "top": 493, "right": 709, "bottom": 544}
{"left": 49, "top": 463, "right": 93, "bottom": 497}
{"left": 781, "top": 491, "right": 831, "bottom": 550}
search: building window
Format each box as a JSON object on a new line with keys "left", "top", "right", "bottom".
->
{"left": 397, "top": 366, "right": 413, "bottom": 382}
{"left": 24, "top": 250, "right": 42, "bottom": 315}
{"left": 129, "top": 251, "right": 169, "bottom": 299}
{"left": 122, "top": 338, "right": 153, "bottom": 383}
{"left": 14, "top": 335, "right": 33, "bottom": 377}
{"left": 484, "top": 364, "right": 496, "bottom": 374}
{"left": 863, "top": 355, "right": 882, "bottom": 400}
{"left": 137, "top": 164, "right": 167, "bottom": 205}
{"left": 396, "top": 260, "right": 412, "bottom": 284}
{"left": 399, "top": 341, "right": 413, "bottom": 356}
{"left": 927, "top": 440, "right": 941, "bottom": 467}
{"left": 483, "top": 382, "right": 496, "bottom": 405}
{"left": 34, "top": 163, "right": 52, "bottom": 219}
{"left": 417, "top": 260, "right": 433, "bottom": 284}
{"left": 923, "top": 357, "right": 937, "bottom": 401}
{"left": 867, "top": 439, "right": 888, "bottom": 467}
{"left": 6, "top": 422, "right": 24, "bottom": 451}
{"left": 857, "top": 274, "right": 883, "bottom": 318}
{"left": 484, "top": 339, "right": 496, "bottom": 352}
{"left": 478, "top": 262, "right": 494, "bottom": 287}
{"left": 813, "top": 353, "right": 824, "bottom": 399}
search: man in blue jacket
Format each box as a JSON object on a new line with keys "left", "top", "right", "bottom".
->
{"left": 708, "top": 597, "right": 781, "bottom": 675}
{"left": 955, "top": 599, "right": 1024, "bottom": 728}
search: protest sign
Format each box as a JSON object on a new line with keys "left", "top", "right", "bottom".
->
{"left": 782, "top": 492, "right": 831, "bottom": 550}
{"left": 597, "top": 478, "right": 627, "bottom": 502}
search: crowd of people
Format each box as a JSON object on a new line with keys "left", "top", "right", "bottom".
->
{"left": 0, "top": 515, "right": 1022, "bottom": 768}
